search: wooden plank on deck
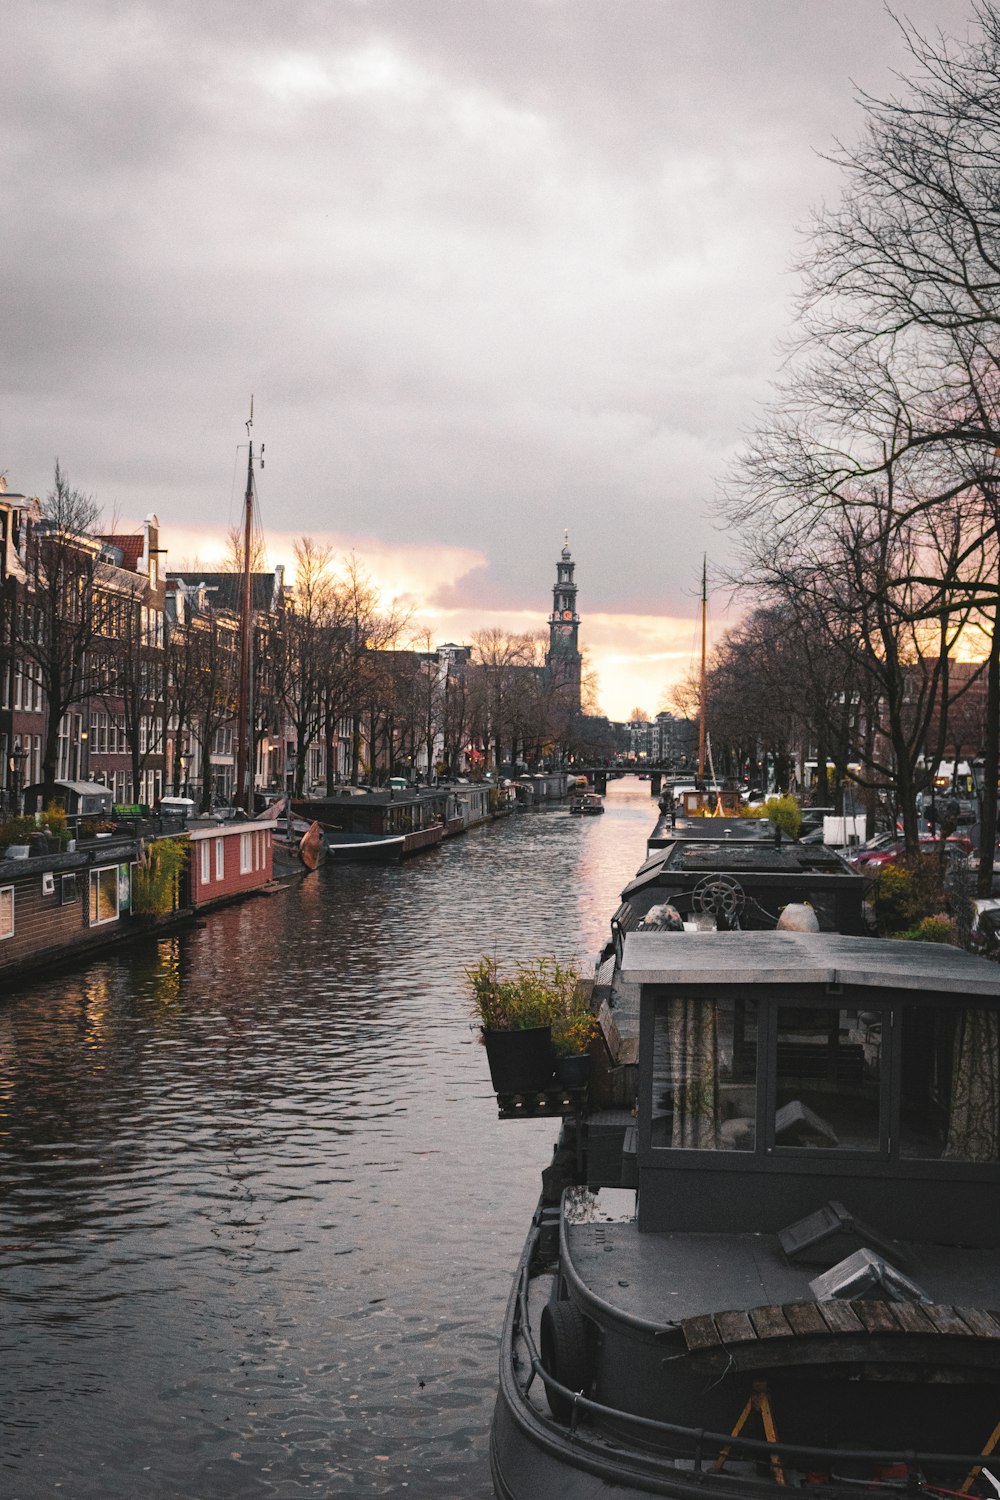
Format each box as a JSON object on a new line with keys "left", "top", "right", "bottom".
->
{"left": 852, "top": 1300, "right": 898, "bottom": 1334}
{"left": 715, "top": 1309, "right": 756, "bottom": 1345}
{"left": 923, "top": 1304, "right": 972, "bottom": 1336}
{"left": 818, "top": 1301, "right": 864, "bottom": 1334}
{"left": 682, "top": 1315, "right": 722, "bottom": 1351}
{"left": 954, "top": 1307, "right": 1000, "bottom": 1339}
{"left": 783, "top": 1302, "right": 827, "bottom": 1336}
{"left": 749, "top": 1305, "right": 793, "bottom": 1340}
{"left": 889, "top": 1302, "right": 935, "bottom": 1334}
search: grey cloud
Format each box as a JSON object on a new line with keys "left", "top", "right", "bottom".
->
{"left": 2, "top": 0, "right": 976, "bottom": 622}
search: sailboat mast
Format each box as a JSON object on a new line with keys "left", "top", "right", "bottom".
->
{"left": 235, "top": 399, "right": 254, "bottom": 811}
{"left": 697, "top": 557, "right": 707, "bottom": 782}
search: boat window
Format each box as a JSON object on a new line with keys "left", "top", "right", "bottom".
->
{"left": 650, "top": 997, "right": 758, "bottom": 1151}
{"left": 900, "top": 1004, "right": 1000, "bottom": 1163}
{"left": 773, "top": 1007, "right": 882, "bottom": 1152}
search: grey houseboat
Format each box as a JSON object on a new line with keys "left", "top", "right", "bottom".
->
{"left": 491, "top": 933, "right": 1000, "bottom": 1498}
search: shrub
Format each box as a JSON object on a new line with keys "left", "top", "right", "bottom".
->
{"left": 896, "top": 913, "right": 957, "bottom": 945}
{"left": 41, "top": 802, "right": 68, "bottom": 834}
{"left": 132, "top": 837, "right": 188, "bottom": 916}
{"left": 0, "top": 815, "right": 38, "bottom": 854}
{"left": 873, "top": 859, "right": 948, "bottom": 935}
{"left": 742, "top": 795, "right": 801, "bottom": 839}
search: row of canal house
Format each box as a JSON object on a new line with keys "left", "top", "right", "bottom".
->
{"left": 0, "top": 480, "right": 360, "bottom": 816}
{"left": 0, "top": 818, "right": 274, "bottom": 984}
{"left": 2, "top": 473, "right": 588, "bottom": 819}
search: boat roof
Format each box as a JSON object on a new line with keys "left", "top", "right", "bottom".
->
{"left": 621, "top": 930, "right": 1000, "bottom": 996}
{"left": 650, "top": 814, "right": 776, "bottom": 843}
{"left": 625, "top": 838, "right": 860, "bottom": 894}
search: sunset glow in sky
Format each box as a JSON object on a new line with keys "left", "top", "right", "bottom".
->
{"left": 167, "top": 522, "right": 709, "bottom": 721}
{"left": 3, "top": 0, "right": 978, "bottom": 719}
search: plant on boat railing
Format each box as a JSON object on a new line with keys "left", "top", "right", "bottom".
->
{"left": 132, "top": 837, "right": 188, "bottom": 916}
{"left": 466, "top": 955, "right": 580, "bottom": 1032}
{"left": 551, "top": 1006, "right": 600, "bottom": 1058}
{"left": 0, "top": 815, "right": 39, "bottom": 854}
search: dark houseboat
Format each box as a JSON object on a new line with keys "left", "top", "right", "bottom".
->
{"left": 491, "top": 931, "right": 1000, "bottom": 1498}
{"left": 291, "top": 789, "right": 445, "bottom": 861}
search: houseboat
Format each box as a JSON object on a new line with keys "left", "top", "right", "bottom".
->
{"left": 611, "top": 825, "right": 870, "bottom": 945}
{"left": 186, "top": 819, "right": 275, "bottom": 909}
{"left": 291, "top": 789, "right": 445, "bottom": 861}
{"left": 491, "top": 931, "right": 1000, "bottom": 1498}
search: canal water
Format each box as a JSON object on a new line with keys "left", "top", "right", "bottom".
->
{"left": 0, "top": 779, "right": 655, "bottom": 1499}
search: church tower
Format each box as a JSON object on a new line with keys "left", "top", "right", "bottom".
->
{"left": 546, "top": 532, "right": 582, "bottom": 710}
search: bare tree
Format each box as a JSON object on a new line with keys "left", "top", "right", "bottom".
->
{"left": 21, "top": 463, "right": 102, "bottom": 800}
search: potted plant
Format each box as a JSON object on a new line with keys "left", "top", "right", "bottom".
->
{"left": 552, "top": 1007, "right": 601, "bottom": 1090}
{"left": 467, "top": 955, "right": 578, "bottom": 1094}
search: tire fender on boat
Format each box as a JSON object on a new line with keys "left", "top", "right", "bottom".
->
{"left": 540, "top": 1300, "right": 591, "bottom": 1423}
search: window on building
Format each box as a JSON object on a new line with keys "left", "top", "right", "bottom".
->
{"left": 0, "top": 886, "right": 13, "bottom": 940}
{"left": 240, "top": 833, "right": 252, "bottom": 873}
{"left": 88, "top": 866, "right": 119, "bottom": 925}
{"left": 200, "top": 841, "right": 211, "bottom": 884}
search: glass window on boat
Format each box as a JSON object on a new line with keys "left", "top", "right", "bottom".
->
{"left": 900, "top": 1004, "right": 1000, "bottom": 1163}
{"left": 773, "top": 1006, "right": 882, "bottom": 1152}
{"left": 650, "top": 996, "right": 758, "bottom": 1151}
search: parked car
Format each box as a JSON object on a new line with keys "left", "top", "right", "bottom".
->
{"left": 969, "top": 897, "right": 1000, "bottom": 954}
{"left": 848, "top": 833, "right": 971, "bottom": 872}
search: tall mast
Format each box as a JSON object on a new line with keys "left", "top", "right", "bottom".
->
{"left": 697, "top": 556, "right": 707, "bottom": 782}
{"left": 235, "top": 397, "right": 254, "bottom": 811}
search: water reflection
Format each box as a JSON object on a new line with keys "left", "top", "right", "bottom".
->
{"left": 0, "top": 780, "right": 655, "bottom": 1498}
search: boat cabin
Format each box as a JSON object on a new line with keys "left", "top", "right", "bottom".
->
{"left": 610, "top": 838, "right": 869, "bottom": 960}
{"left": 677, "top": 788, "right": 742, "bottom": 817}
{"left": 624, "top": 932, "right": 1000, "bottom": 1245}
{"left": 292, "top": 789, "right": 442, "bottom": 837}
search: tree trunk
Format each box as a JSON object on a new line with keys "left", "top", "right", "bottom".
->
{"left": 199, "top": 732, "right": 213, "bottom": 814}
{"left": 351, "top": 712, "right": 361, "bottom": 785}
{"left": 977, "top": 610, "right": 1000, "bottom": 897}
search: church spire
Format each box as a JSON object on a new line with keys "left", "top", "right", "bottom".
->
{"left": 546, "top": 534, "right": 582, "bottom": 709}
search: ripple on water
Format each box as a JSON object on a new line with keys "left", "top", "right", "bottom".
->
{"left": 0, "top": 782, "right": 655, "bottom": 1497}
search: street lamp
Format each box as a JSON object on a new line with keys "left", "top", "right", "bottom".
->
{"left": 8, "top": 741, "right": 28, "bottom": 815}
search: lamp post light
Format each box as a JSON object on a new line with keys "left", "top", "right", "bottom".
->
{"left": 8, "top": 741, "right": 28, "bottom": 815}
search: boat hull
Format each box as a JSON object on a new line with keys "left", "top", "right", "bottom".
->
{"left": 321, "top": 825, "right": 445, "bottom": 861}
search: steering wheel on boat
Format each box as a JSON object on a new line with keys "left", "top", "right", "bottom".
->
{"left": 691, "top": 874, "right": 747, "bottom": 923}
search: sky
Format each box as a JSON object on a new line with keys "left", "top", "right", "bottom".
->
{"left": 2, "top": 0, "right": 980, "bottom": 720}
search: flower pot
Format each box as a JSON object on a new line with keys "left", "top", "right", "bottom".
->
{"left": 482, "top": 1026, "right": 554, "bottom": 1093}
{"left": 5, "top": 845, "right": 30, "bottom": 860}
{"left": 555, "top": 1053, "right": 593, "bottom": 1090}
